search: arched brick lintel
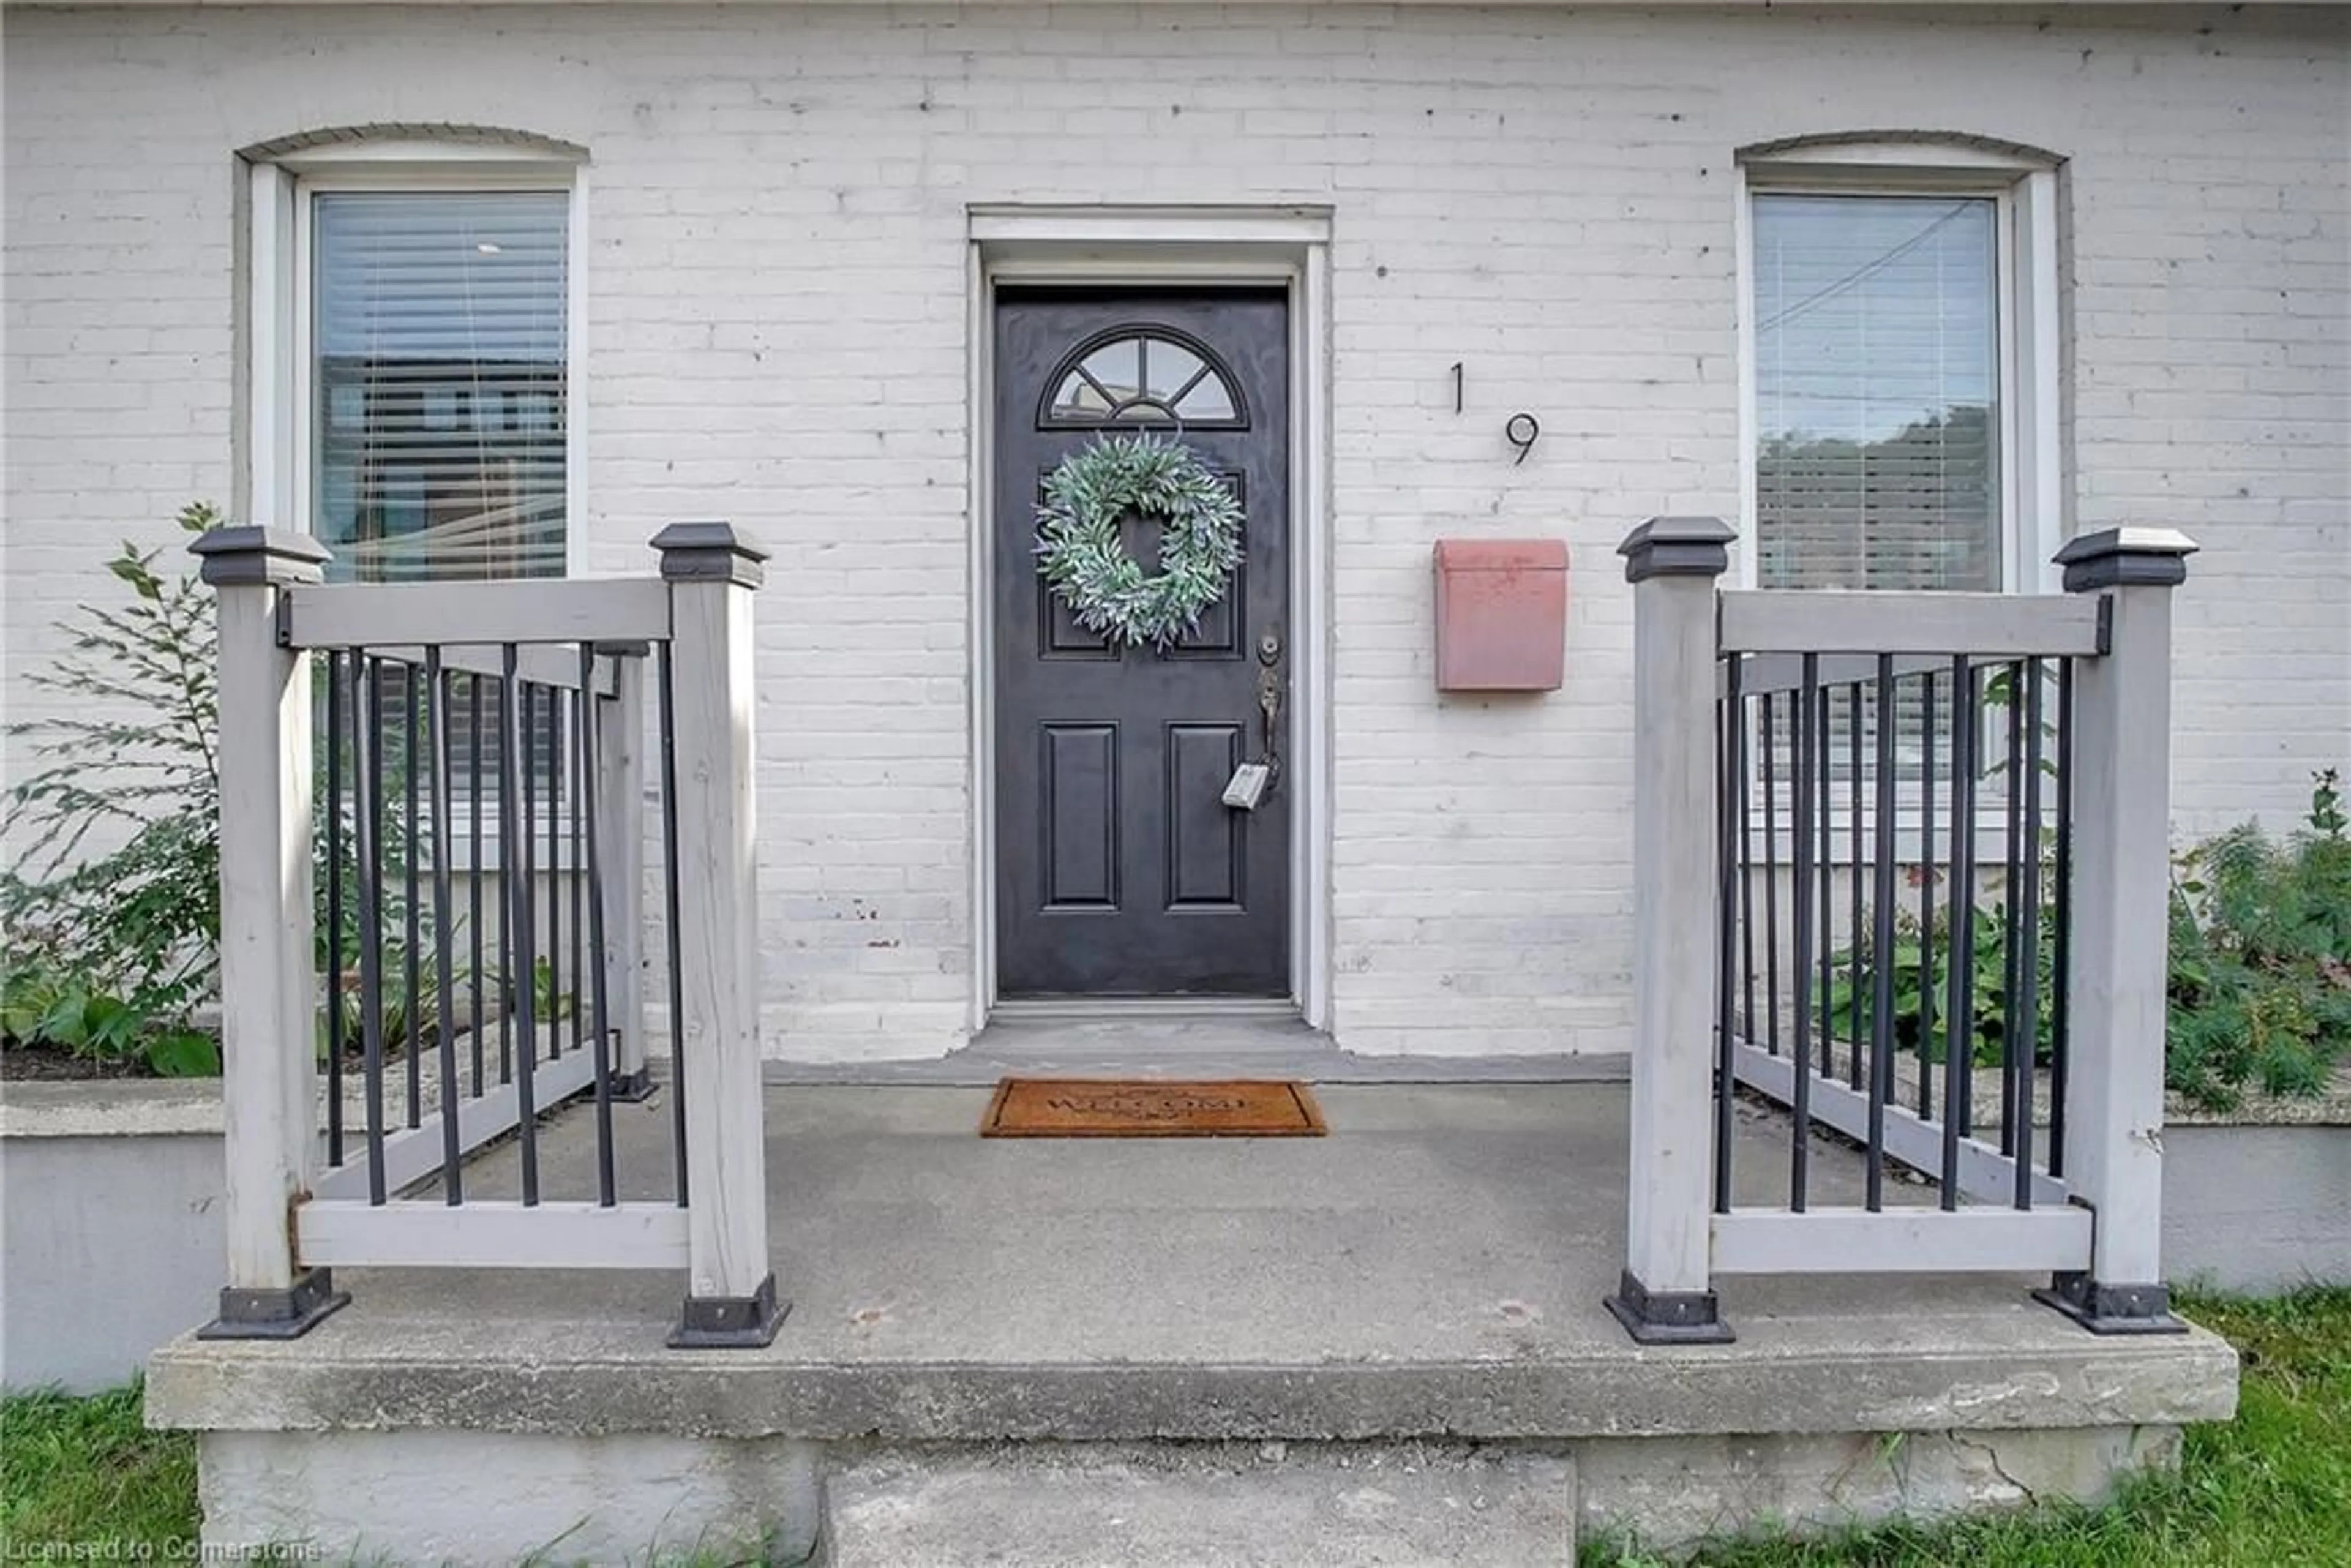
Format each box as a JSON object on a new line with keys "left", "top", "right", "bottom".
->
{"left": 239, "top": 123, "right": 587, "bottom": 163}
{"left": 1739, "top": 129, "right": 2064, "bottom": 168}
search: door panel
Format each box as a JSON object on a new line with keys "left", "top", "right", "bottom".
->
{"left": 1041, "top": 724, "right": 1119, "bottom": 910}
{"left": 1164, "top": 723, "right": 1246, "bottom": 910}
{"left": 994, "top": 289, "right": 1291, "bottom": 997}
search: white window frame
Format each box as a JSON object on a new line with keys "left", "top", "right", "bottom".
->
{"left": 1732, "top": 143, "right": 2064, "bottom": 857}
{"left": 244, "top": 141, "right": 591, "bottom": 863}
{"left": 1734, "top": 144, "right": 2061, "bottom": 597}
{"left": 246, "top": 141, "right": 588, "bottom": 577}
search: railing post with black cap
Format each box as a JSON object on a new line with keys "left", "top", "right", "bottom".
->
{"left": 653, "top": 522, "right": 786, "bottom": 1348}
{"left": 1606, "top": 515, "right": 1738, "bottom": 1345}
{"left": 189, "top": 526, "right": 350, "bottom": 1340}
{"left": 2033, "top": 525, "right": 2199, "bottom": 1334}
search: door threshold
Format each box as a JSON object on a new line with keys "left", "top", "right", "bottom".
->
{"left": 988, "top": 997, "right": 1300, "bottom": 1024}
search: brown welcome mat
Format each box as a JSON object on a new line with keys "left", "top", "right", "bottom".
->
{"left": 982, "top": 1078, "right": 1327, "bottom": 1138}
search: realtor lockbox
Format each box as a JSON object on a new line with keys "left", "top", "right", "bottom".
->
{"left": 1432, "top": 539, "right": 1569, "bottom": 692}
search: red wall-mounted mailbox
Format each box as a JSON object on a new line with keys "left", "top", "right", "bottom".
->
{"left": 1433, "top": 539, "right": 1570, "bottom": 692}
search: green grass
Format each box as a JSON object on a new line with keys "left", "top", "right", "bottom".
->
{"left": 6, "top": 1292, "right": 2345, "bottom": 1566}
{"left": 0, "top": 1379, "right": 198, "bottom": 1553}
{"left": 1586, "top": 1286, "right": 2351, "bottom": 1567}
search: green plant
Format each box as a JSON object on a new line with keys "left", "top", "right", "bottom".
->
{"left": 323, "top": 955, "right": 450, "bottom": 1062}
{"left": 1816, "top": 664, "right": 2066, "bottom": 1070}
{"left": 1821, "top": 894, "right": 2058, "bottom": 1070}
{"left": 530, "top": 955, "right": 577, "bottom": 1024}
{"left": 310, "top": 668, "right": 436, "bottom": 978}
{"left": 0, "top": 957, "right": 220, "bottom": 1077}
{"left": 1820, "top": 770, "right": 2350, "bottom": 1109}
{"left": 2, "top": 503, "right": 225, "bottom": 1067}
{"left": 315, "top": 940, "right": 585, "bottom": 1065}
{"left": 2166, "top": 770, "right": 2351, "bottom": 1110}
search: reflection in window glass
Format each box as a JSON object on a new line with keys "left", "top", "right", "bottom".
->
{"left": 1752, "top": 194, "right": 2000, "bottom": 593}
{"left": 313, "top": 191, "right": 568, "bottom": 582}
{"left": 1143, "top": 339, "right": 1205, "bottom": 401}
{"left": 1170, "top": 361, "right": 1234, "bottom": 422}
{"left": 1046, "top": 332, "right": 1242, "bottom": 426}
{"left": 1051, "top": 372, "right": 1114, "bottom": 418}
{"left": 1081, "top": 340, "right": 1144, "bottom": 405}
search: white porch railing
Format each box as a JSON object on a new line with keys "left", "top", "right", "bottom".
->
{"left": 191, "top": 522, "right": 784, "bottom": 1348}
{"left": 1608, "top": 517, "right": 2199, "bottom": 1344}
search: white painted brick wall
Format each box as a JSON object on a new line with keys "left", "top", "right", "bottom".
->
{"left": 6, "top": 6, "right": 2344, "bottom": 1060}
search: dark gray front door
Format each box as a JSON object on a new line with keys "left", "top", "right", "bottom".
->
{"left": 994, "top": 288, "right": 1291, "bottom": 999}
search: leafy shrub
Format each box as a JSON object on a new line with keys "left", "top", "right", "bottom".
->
{"left": 531, "top": 955, "right": 577, "bottom": 1024}
{"left": 4, "top": 507, "right": 586, "bottom": 1079}
{"left": 1818, "top": 668, "right": 2062, "bottom": 1071}
{"left": 1820, "top": 770, "right": 2350, "bottom": 1111}
{"left": 1, "top": 957, "right": 220, "bottom": 1076}
{"left": 2, "top": 504, "right": 224, "bottom": 1070}
{"left": 320, "top": 945, "right": 454, "bottom": 1062}
{"left": 317, "top": 937, "right": 574, "bottom": 1062}
{"left": 311, "top": 793, "right": 440, "bottom": 1060}
{"left": 2167, "top": 770, "right": 2351, "bottom": 1109}
{"left": 1823, "top": 897, "right": 2055, "bottom": 1070}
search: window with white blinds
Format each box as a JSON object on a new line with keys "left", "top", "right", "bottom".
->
{"left": 1752, "top": 193, "right": 2002, "bottom": 595}
{"left": 312, "top": 190, "right": 569, "bottom": 583}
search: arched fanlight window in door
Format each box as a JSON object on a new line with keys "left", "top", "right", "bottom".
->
{"left": 1039, "top": 325, "right": 1248, "bottom": 429}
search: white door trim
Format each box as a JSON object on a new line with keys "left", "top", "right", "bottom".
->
{"left": 967, "top": 206, "right": 1335, "bottom": 1034}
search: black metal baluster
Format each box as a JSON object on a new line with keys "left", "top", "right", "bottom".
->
{"left": 495, "top": 678, "right": 514, "bottom": 1089}
{"left": 1867, "top": 656, "right": 1898, "bottom": 1212}
{"left": 519, "top": 682, "right": 534, "bottom": 1081}
{"left": 544, "top": 683, "right": 562, "bottom": 1063}
{"left": 659, "top": 642, "right": 689, "bottom": 1207}
{"left": 1847, "top": 682, "right": 1865, "bottom": 1090}
{"left": 2000, "top": 662, "right": 2026, "bottom": 1158}
{"left": 468, "top": 673, "right": 485, "bottom": 1099}
{"left": 1942, "top": 658, "right": 1979, "bottom": 1205}
{"left": 1761, "top": 692, "right": 1782, "bottom": 1058}
{"left": 404, "top": 664, "right": 422, "bottom": 1131}
{"left": 2014, "top": 659, "right": 2046, "bottom": 1209}
{"left": 581, "top": 645, "right": 617, "bottom": 1208}
{"left": 504, "top": 653, "right": 541, "bottom": 1206}
{"left": 325, "top": 650, "right": 347, "bottom": 1171}
{"left": 356, "top": 656, "right": 388, "bottom": 1206}
{"left": 1789, "top": 661, "right": 1818, "bottom": 1211}
{"left": 2049, "top": 659, "right": 2075, "bottom": 1179}
{"left": 1738, "top": 677, "right": 1757, "bottom": 1045}
{"left": 427, "top": 650, "right": 462, "bottom": 1204}
{"left": 1918, "top": 673, "right": 1939, "bottom": 1123}
{"left": 1714, "top": 658, "right": 1742, "bottom": 1215}
{"left": 1817, "top": 685, "right": 1835, "bottom": 1079}
{"left": 571, "top": 673, "right": 587, "bottom": 1062}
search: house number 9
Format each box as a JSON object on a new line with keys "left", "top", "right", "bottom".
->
{"left": 1506, "top": 413, "right": 1541, "bottom": 466}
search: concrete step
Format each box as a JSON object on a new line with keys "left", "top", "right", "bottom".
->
{"left": 766, "top": 1015, "right": 1620, "bottom": 1084}
{"left": 820, "top": 1441, "right": 1578, "bottom": 1568}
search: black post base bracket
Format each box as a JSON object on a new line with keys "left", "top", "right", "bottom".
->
{"left": 1605, "top": 1269, "right": 1736, "bottom": 1345}
{"left": 670, "top": 1272, "right": 788, "bottom": 1349}
{"left": 197, "top": 1267, "right": 351, "bottom": 1341}
{"left": 2033, "top": 1272, "right": 2188, "bottom": 1335}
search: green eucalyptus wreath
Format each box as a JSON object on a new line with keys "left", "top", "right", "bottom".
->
{"left": 1034, "top": 432, "right": 1245, "bottom": 651}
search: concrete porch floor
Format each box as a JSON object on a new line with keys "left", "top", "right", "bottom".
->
{"left": 150, "top": 1084, "right": 2238, "bottom": 1562}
